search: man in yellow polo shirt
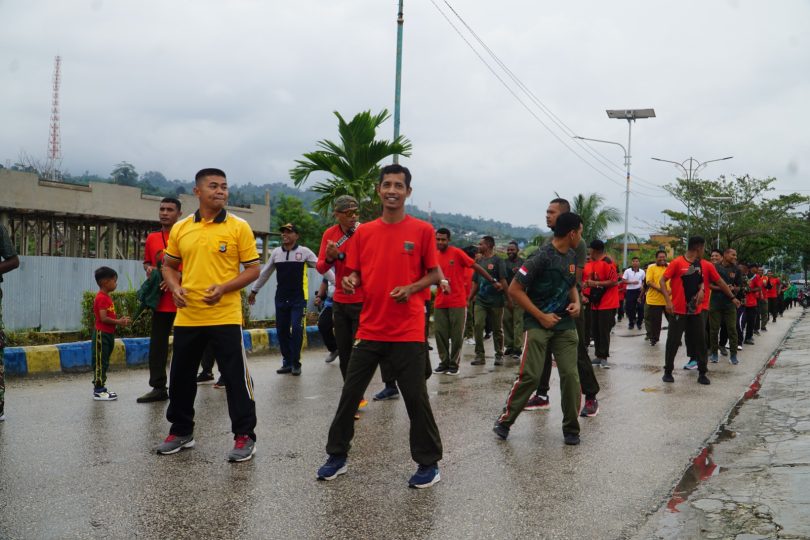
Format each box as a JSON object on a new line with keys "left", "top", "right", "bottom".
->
{"left": 644, "top": 250, "right": 669, "bottom": 346}
{"left": 155, "top": 168, "right": 261, "bottom": 463}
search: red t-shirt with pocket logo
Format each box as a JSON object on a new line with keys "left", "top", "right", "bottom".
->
{"left": 345, "top": 216, "right": 438, "bottom": 342}
{"left": 435, "top": 246, "right": 475, "bottom": 309}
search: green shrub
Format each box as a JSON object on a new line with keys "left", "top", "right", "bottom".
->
{"left": 81, "top": 290, "right": 152, "bottom": 339}
{"left": 81, "top": 289, "right": 252, "bottom": 338}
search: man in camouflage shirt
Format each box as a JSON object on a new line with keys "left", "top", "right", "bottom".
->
{"left": 502, "top": 241, "right": 524, "bottom": 358}
{"left": 493, "top": 213, "right": 584, "bottom": 446}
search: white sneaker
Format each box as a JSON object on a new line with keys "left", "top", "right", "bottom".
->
{"left": 0, "top": 413, "right": 5, "bottom": 422}
{"left": 464, "top": 338, "right": 475, "bottom": 345}
{"left": 93, "top": 388, "right": 118, "bottom": 401}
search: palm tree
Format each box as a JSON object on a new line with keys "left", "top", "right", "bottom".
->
{"left": 570, "top": 193, "right": 622, "bottom": 245}
{"left": 290, "top": 110, "right": 412, "bottom": 219}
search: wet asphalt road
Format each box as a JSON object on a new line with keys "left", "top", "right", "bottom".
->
{"left": 0, "top": 309, "right": 803, "bottom": 540}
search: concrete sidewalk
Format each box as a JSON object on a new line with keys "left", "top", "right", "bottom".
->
{"left": 633, "top": 309, "right": 810, "bottom": 539}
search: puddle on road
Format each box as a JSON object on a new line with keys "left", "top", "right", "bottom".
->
{"left": 665, "top": 352, "right": 779, "bottom": 512}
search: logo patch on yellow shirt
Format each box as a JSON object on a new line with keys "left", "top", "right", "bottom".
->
{"left": 218, "top": 242, "right": 227, "bottom": 253}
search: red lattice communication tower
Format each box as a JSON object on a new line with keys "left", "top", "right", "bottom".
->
{"left": 46, "top": 55, "right": 62, "bottom": 181}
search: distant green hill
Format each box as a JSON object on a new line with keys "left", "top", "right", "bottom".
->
{"left": 47, "top": 169, "right": 541, "bottom": 243}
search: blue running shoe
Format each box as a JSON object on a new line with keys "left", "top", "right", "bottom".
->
{"left": 316, "top": 455, "right": 347, "bottom": 481}
{"left": 373, "top": 387, "right": 400, "bottom": 401}
{"left": 730, "top": 355, "right": 739, "bottom": 365}
{"left": 408, "top": 464, "right": 441, "bottom": 488}
{"left": 683, "top": 359, "right": 698, "bottom": 370}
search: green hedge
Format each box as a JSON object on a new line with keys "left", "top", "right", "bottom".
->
{"left": 80, "top": 289, "right": 252, "bottom": 339}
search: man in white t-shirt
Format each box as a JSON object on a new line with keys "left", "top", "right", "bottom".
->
{"left": 622, "top": 257, "right": 645, "bottom": 330}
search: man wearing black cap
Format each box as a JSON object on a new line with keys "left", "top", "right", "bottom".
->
{"left": 316, "top": 195, "right": 364, "bottom": 382}
{"left": 249, "top": 223, "right": 318, "bottom": 376}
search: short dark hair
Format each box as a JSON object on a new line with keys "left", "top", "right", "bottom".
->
{"left": 508, "top": 240, "right": 519, "bottom": 247}
{"left": 161, "top": 197, "right": 181, "bottom": 211}
{"left": 94, "top": 266, "right": 117, "bottom": 285}
{"left": 631, "top": 256, "right": 640, "bottom": 261}
{"left": 711, "top": 248, "right": 722, "bottom": 256}
{"left": 748, "top": 262, "right": 759, "bottom": 268}
{"left": 482, "top": 235, "right": 495, "bottom": 248}
{"left": 463, "top": 245, "right": 477, "bottom": 258}
{"left": 687, "top": 236, "right": 705, "bottom": 250}
{"left": 549, "top": 198, "right": 571, "bottom": 212}
{"left": 723, "top": 247, "right": 736, "bottom": 255}
{"left": 589, "top": 239, "right": 605, "bottom": 252}
{"left": 553, "top": 212, "right": 583, "bottom": 238}
{"left": 378, "top": 164, "right": 412, "bottom": 188}
{"left": 656, "top": 250, "right": 667, "bottom": 257}
{"left": 195, "top": 168, "right": 227, "bottom": 183}
{"left": 436, "top": 227, "right": 451, "bottom": 238}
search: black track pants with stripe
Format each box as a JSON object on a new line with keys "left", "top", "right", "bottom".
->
{"left": 167, "top": 325, "right": 257, "bottom": 440}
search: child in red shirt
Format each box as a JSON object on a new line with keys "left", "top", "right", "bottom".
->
{"left": 92, "top": 267, "right": 130, "bottom": 400}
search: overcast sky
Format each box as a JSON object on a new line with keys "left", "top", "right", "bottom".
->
{"left": 2, "top": 0, "right": 808, "bottom": 234}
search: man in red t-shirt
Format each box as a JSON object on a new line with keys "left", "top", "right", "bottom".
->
{"left": 316, "top": 195, "right": 365, "bottom": 381}
{"left": 741, "top": 262, "right": 762, "bottom": 344}
{"left": 137, "top": 197, "right": 182, "bottom": 403}
{"left": 660, "top": 236, "right": 739, "bottom": 385}
{"left": 765, "top": 271, "right": 780, "bottom": 323}
{"left": 318, "top": 164, "right": 443, "bottom": 489}
{"left": 582, "top": 240, "right": 619, "bottom": 368}
{"left": 433, "top": 228, "right": 496, "bottom": 375}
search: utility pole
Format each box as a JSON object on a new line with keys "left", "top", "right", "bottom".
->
{"left": 606, "top": 109, "right": 655, "bottom": 269}
{"left": 392, "top": 0, "right": 404, "bottom": 163}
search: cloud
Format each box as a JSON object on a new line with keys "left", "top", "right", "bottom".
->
{"left": 1, "top": 0, "right": 808, "bottom": 230}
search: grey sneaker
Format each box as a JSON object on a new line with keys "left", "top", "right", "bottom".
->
{"left": 156, "top": 433, "right": 195, "bottom": 455}
{"left": 0, "top": 412, "right": 5, "bottom": 422}
{"left": 227, "top": 435, "right": 256, "bottom": 462}
{"left": 599, "top": 359, "right": 611, "bottom": 369}
{"left": 324, "top": 350, "right": 339, "bottom": 363}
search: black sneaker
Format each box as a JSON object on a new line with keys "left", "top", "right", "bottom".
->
{"left": 494, "top": 354, "right": 504, "bottom": 366}
{"left": 744, "top": 339, "right": 755, "bottom": 345}
{"left": 719, "top": 346, "right": 728, "bottom": 357}
{"left": 662, "top": 371, "right": 675, "bottom": 383}
{"left": 446, "top": 368, "right": 459, "bottom": 375}
{"left": 213, "top": 378, "right": 226, "bottom": 389}
{"left": 697, "top": 374, "right": 711, "bottom": 385}
{"left": 276, "top": 366, "right": 292, "bottom": 374}
{"left": 291, "top": 366, "right": 302, "bottom": 376}
{"left": 136, "top": 388, "right": 169, "bottom": 403}
{"left": 650, "top": 340, "right": 658, "bottom": 346}
{"left": 196, "top": 372, "right": 215, "bottom": 384}
{"left": 503, "top": 347, "right": 515, "bottom": 356}
{"left": 471, "top": 357, "right": 485, "bottom": 366}
{"left": 434, "top": 365, "right": 448, "bottom": 374}
{"left": 492, "top": 421, "right": 510, "bottom": 440}
{"left": 563, "top": 433, "right": 580, "bottom": 445}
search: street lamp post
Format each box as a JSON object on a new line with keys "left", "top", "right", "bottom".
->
{"left": 705, "top": 196, "right": 733, "bottom": 249}
{"left": 392, "top": 0, "right": 404, "bottom": 164}
{"left": 574, "top": 108, "right": 655, "bottom": 269}
{"left": 651, "top": 156, "right": 733, "bottom": 241}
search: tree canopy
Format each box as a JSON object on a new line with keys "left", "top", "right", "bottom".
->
{"left": 660, "top": 174, "right": 810, "bottom": 273}
{"left": 289, "top": 109, "right": 412, "bottom": 219}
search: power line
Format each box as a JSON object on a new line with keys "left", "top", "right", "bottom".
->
{"left": 435, "top": 1, "right": 670, "bottom": 197}
{"left": 428, "top": 0, "right": 632, "bottom": 191}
